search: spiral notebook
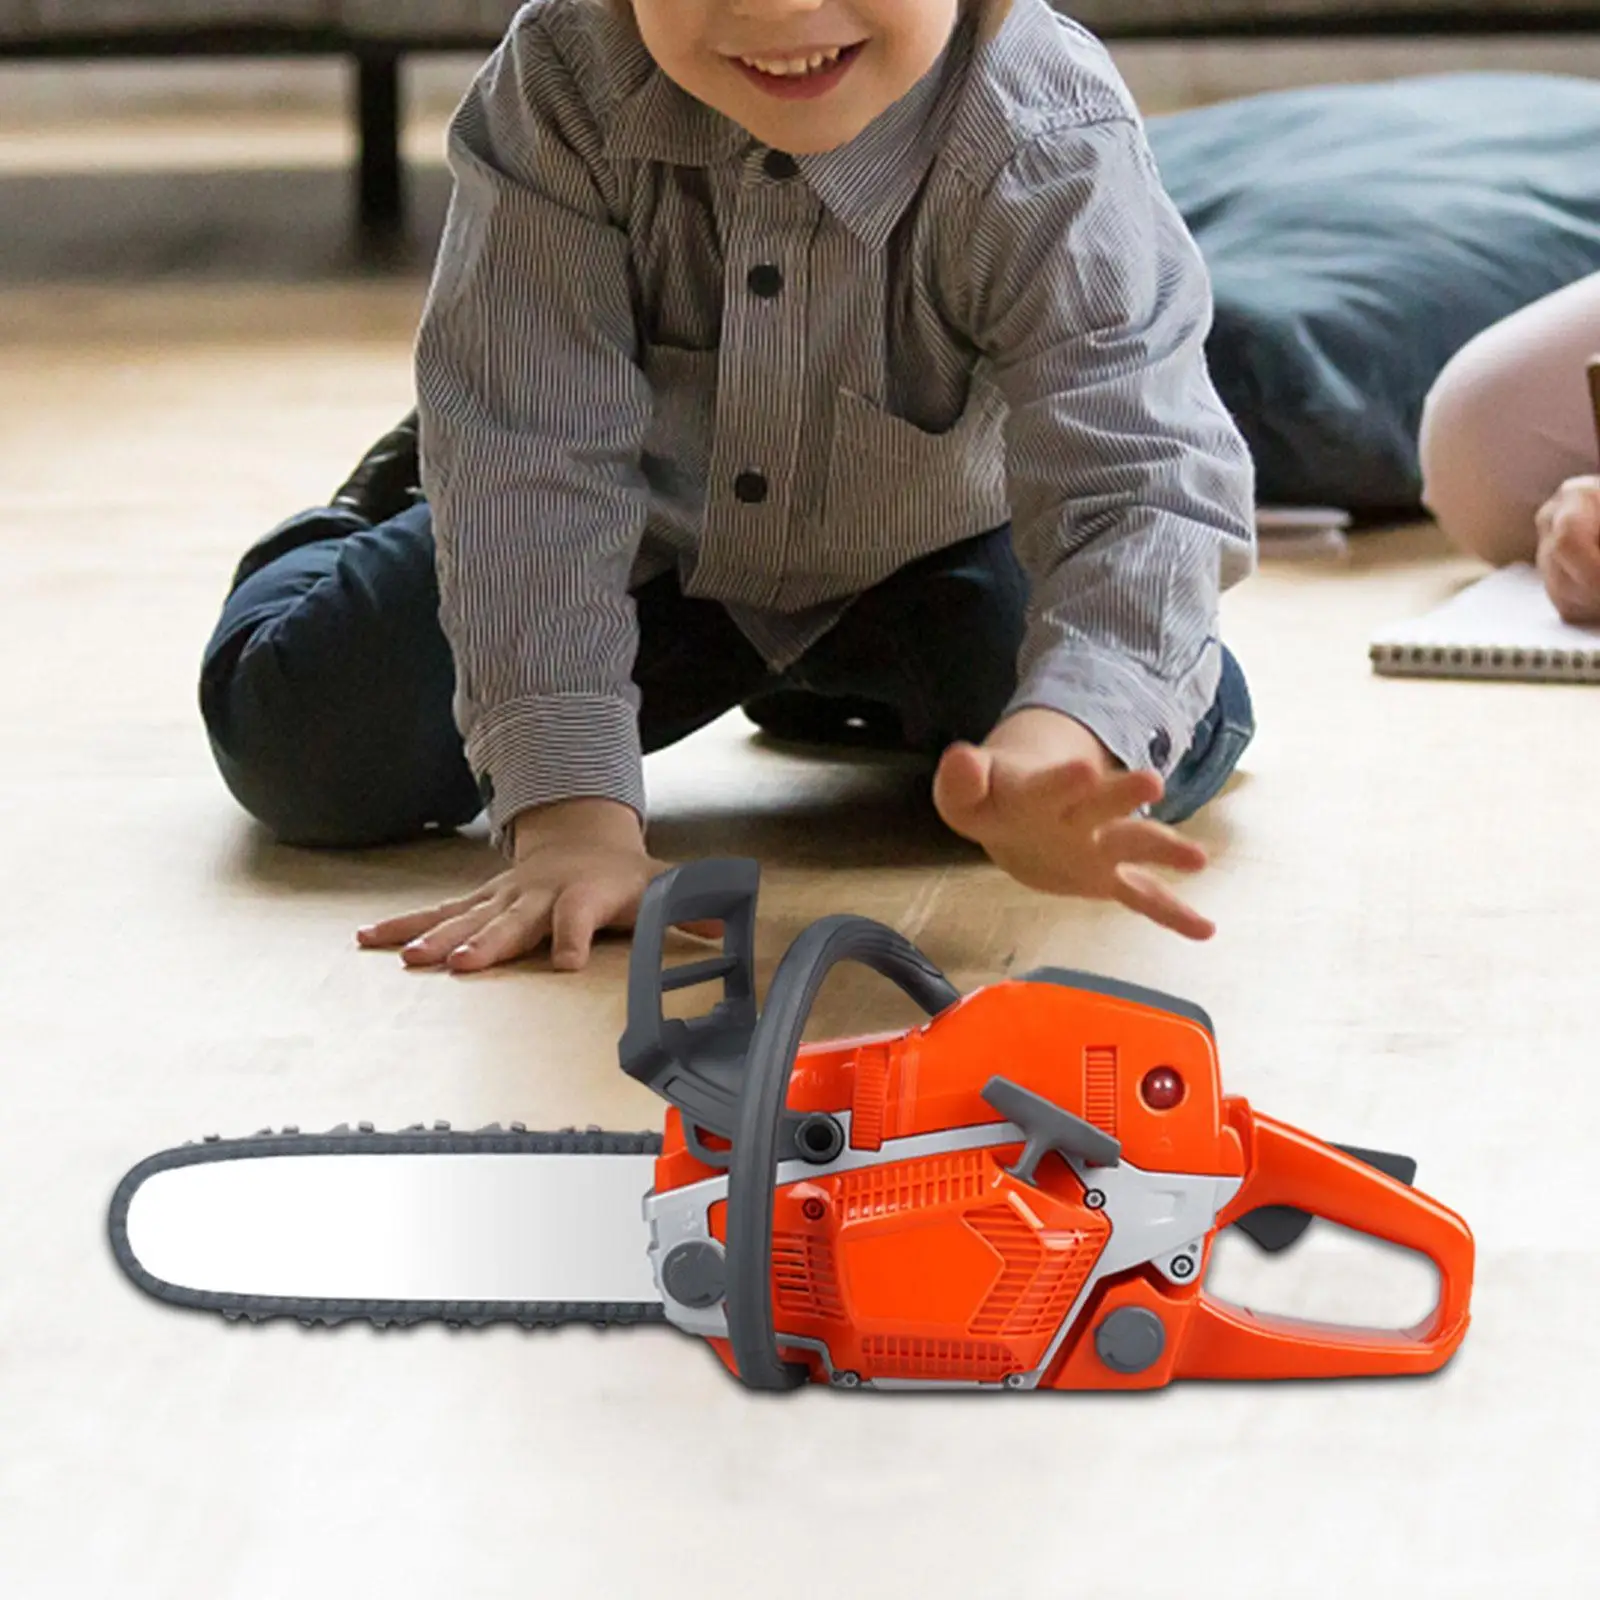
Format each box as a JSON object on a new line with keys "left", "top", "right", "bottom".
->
{"left": 1370, "top": 563, "right": 1600, "bottom": 682}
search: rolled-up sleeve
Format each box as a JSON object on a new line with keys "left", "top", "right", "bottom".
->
{"left": 415, "top": 15, "right": 653, "bottom": 850}
{"left": 961, "top": 114, "right": 1257, "bottom": 776}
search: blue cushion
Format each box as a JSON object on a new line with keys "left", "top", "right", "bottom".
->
{"left": 1147, "top": 74, "right": 1600, "bottom": 511}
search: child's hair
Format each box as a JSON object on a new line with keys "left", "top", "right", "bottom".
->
{"left": 591, "top": 1, "right": 1016, "bottom": 46}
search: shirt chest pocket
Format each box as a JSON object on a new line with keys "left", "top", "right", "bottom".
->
{"left": 820, "top": 381, "right": 1011, "bottom": 586}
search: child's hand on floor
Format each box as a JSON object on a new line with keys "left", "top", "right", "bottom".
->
{"left": 1535, "top": 475, "right": 1600, "bottom": 625}
{"left": 931, "top": 709, "right": 1214, "bottom": 941}
{"left": 357, "top": 798, "right": 712, "bottom": 973}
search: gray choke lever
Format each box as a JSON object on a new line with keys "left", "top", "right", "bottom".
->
{"left": 981, "top": 1076, "right": 1121, "bottom": 1182}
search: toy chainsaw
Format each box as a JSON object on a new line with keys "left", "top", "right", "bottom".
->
{"left": 109, "top": 859, "right": 1474, "bottom": 1392}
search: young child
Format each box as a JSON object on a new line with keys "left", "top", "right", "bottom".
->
{"left": 1420, "top": 270, "right": 1600, "bottom": 625}
{"left": 199, "top": 0, "right": 1258, "bottom": 974}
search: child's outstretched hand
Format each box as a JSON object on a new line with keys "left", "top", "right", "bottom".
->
{"left": 357, "top": 798, "right": 713, "bottom": 974}
{"left": 931, "top": 710, "right": 1214, "bottom": 941}
{"left": 1535, "top": 474, "right": 1600, "bottom": 625}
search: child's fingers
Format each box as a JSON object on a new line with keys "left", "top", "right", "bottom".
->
{"left": 358, "top": 892, "right": 488, "bottom": 948}
{"left": 1543, "top": 547, "right": 1600, "bottom": 623}
{"left": 1095, "top": 818, "right": 1208, "bottom": 875}
{"left": 1553, "top": 525, "right": 1600, "bottom": 591}
{"left": 1010, "top": 757, "right": 1098, "bottom": 812}
{"left": 1069, "top": 767, "right": 1165, "bottom": 829}
{"left": 446, "top": 898, "right": 555, "bottom": 972}
{"left": 1111, "top": 864, "right": 1216, "bottom": 942}
{"left": 548, "top": 882, "right": 626, "bottom": 972}
{"left": 1552, "top": 497, "right": 1600, "bottom": 550}
{"left": 402, "top": 904, "right": 503, "bottom": 967}
{"left": 930, "top": 742, "right": 995, "bottom": 835}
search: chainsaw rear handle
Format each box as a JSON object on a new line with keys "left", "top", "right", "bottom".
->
{"left": 1179, "top": 1111, "right": 1475, "bottom": 1380}
{"left": 724, "top": 912, "right": 962, "bottom": 1390}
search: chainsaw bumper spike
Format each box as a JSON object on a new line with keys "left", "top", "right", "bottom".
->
{"left": 108, "top": 858, "right": 1474, "bottom": 1393}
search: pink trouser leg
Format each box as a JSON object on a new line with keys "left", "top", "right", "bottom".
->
{"left": 1419, "top": 270, "right": 1600, "bottom": 565}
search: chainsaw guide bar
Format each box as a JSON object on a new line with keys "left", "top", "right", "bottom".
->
{"left": 109, "top": 1123, "right": 668, "bottom": 1331}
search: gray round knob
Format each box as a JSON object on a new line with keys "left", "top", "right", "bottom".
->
{"left": 661, "top": 1241, "right": 727, "bottom": 1310}
{"left": 1094, "top": 1307, "right": 1167, "bottom": 1375}
{"left": 794, "top": 1114, "right": 845, "bottom": 1165}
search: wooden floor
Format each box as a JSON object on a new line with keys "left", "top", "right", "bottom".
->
{"left": 2, "top": 112, "right": 1597, "bottom": 1600}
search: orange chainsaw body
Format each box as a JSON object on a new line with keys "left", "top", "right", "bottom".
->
{"left": 651, "top": 978, "right": 1474, "bottom": 1390}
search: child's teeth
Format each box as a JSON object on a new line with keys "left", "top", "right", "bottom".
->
{"left": 743, "top": 45, "right": 845, "bottom": 78}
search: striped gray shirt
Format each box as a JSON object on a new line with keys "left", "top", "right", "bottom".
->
{"left": 415, "top": 0, "right": 1257, "bottom": 849}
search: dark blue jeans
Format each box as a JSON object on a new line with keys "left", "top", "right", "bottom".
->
{"left": 199, "top": 503, "right": 1253, "bottom": 847}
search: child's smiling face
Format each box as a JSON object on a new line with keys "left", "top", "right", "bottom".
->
{"left": 627, "top": 0, "right": 963, "bottom": 153}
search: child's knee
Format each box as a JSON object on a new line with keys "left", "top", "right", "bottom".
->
{"left": 200, "top": 628, "right": 370, "bottom": 845}
{"left": 1427, "top": 344, "right": 1497, "bottom": 512}
{"left": 196, "top": 532, "right": 472, "bottom": 846}
{"left": 1418, "top": 340, "right": 1508, "bottom": 556}
{"left": 201, "top": 619, "right": 451, "bottom": 848}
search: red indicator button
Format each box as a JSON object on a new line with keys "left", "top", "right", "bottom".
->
{"left": 1140, "top": 1066, "right": 1185, "bottom": 1111}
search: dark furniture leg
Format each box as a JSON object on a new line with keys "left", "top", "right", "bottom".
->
{"left": 355, "top": 49, "right": 403, "bottom": 237}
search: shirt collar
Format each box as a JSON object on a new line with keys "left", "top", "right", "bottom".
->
{"left": 607, "top": 49, "right": 752, "bottom": 168}
{"left": 606, "top": 15, "right": 977, "bottom": 251}
{"left": 799, "top": 20, "right": 973, "bottom": 250}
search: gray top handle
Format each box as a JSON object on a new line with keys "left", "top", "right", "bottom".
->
{"left": 618, "top": 858, "right": 764, "bottom": 1161}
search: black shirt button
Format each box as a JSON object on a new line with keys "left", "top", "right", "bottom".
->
{"left": 746, "top": 263, "right": 784, "bottom": 298}
{"left": 734, "top": 471, "right": 769, "bottom": 504}
{"left": 763, "top": 150, "right": 800, "bottom": 180}
{"left": 1148, "top": 729, "right": 1172, "bottom": 767}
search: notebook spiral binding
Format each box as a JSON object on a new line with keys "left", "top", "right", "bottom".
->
{"left": 1369, "top": 640, "right": 1600, "bottom": 679}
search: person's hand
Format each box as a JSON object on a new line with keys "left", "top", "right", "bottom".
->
{"left": 1534, "top": 475, "right": 1600, "bottom": 625}
{"left": 931, "top": 711, "right": 1213, "bottom": 941}
{"left": 357, "top": 798, "right": 710, "bottom": 973}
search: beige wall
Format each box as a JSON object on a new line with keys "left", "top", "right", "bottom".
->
{"left": 1122, "top": 34, "right": 1600, "bottom": 108}
{"left": 2, "top": 34, "right": 1600, "bottom": 126}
